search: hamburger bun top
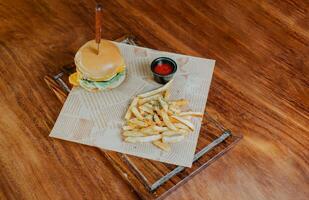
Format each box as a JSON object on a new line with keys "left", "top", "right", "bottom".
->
{"left": 74, "top": 40, "right": 125, "bottom": 81}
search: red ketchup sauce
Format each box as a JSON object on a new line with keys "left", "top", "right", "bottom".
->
{"left": 153, "top": 63, "right": 173, "bottom": 75}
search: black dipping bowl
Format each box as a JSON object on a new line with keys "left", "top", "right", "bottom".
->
{"left": 150, "top": 57, "right": 177, "bottom": 84}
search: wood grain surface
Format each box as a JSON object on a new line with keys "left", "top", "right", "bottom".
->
{"left": 0, "top": 0, "right": 308, "bottom": 200}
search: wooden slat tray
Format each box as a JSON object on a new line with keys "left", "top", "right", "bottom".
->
{"left": 45, "top": 35, "right": 242, "bottom": 200}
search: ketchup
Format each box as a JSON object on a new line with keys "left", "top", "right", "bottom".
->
{"left": 153, "top": 63, "right": 173, "bottom": 75}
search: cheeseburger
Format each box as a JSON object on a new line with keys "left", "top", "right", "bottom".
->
{"left": 69, "top": 4, "right": 126, "bottom": 92}
{"left": 69, "top": 39, "right": 126, "bottom": 92}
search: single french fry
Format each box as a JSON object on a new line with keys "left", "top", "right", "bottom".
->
{"left": 161, "top": 110, "right": 177, "bottom": 130}
{"left": 174, "top": 123, "right": 190, "bottom": 130}
{"left": 153, "top": 113, "right": 163, "bottom": 125}
{"left": 129, "top": 118, "right": 148, "bottom": 127}
{"left": 138, "top": 94, "right": 162, "bottom": 105}
{"left": 154, "top": 106, "right": 161, "bottom": 115}
{"left": 140, "top": 126, "right": 160, "bottom": 135}
{"left": 140, "top": 125, "right": 168, "bottom": 133}
{"left": 131, "top": 106, "right": 144, "bottom": 120}
{"left": 123, "top": 131, "right": 145, "bottom": 137}
{"left": 162, "top": 129, "right": 189, "bottom": 136}
{"left": 146, "top": 120, "right": 155, "bottom": 126}
{"left": 163, "top": 90, "right": 170, "bottom": 100}
{"left": 161, "top": 131, "right": 180, "bottom": 136}
{"left": 143, "top": 103, "right": 154, "bottom": 109}
{"left": 144, "top": 114, "right": 155, "bottom": 126}
{"left": 158, "top": 97, "right": 169, "bottom": 112}
{"left": 149, "top": 100, "right": 158, "bottom": 106}
{"left": 139, "top": 104, "right": 154, "bottom": 114}
{"left": 170, "top": 117, "right": 179, "bottom": 123}
{"left": 125, "top": 111, "right": 132, "bottom": 120}
{"left": 122, "top": 125, "right": 135, "bottom": 131}
{"left": 162, "top": 135, "right": 185, "bottom": 143}
{"left": 170, "top": 99, "right": 188, "bottom": 107}
{"left": 125, "top": 135, "right": 162, "bottom": 143}
{"left": 143, "top": 131, "right": 160, "bottom": 136}
{"left": 152, "top": 125, "right": 169, "bottom": 132}
{"left": 144, "top": 114, "right": 153, "bottom": 121}
{"left": 154, "top": 107, "right": 164, "bottom": 122}
{"left": 138, "top": 79, "right": 174, "bottom": 98}
{"left": 153, "top": 140, "right": 171, "bottom": 151}
{"left": 171, "top": 115, "right": 195, "bottom": 130}
{"left": 169, "top": 105, "right": 181, "bottom": 114}
{"left": 183, "top": 115, "right": 192, "bottom": 120}
{"left": 179, "top": 111, "right": 204, "bottom": 118}
{"left": 125, "top": 97, "right": 138, "bottom": 120}
{"left": 167, "top": 110, "right": 174, "bottom": 116}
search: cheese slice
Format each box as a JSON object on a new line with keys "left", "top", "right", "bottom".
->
{"left": 69, "top": 72, "right": 80, "bottom": 86}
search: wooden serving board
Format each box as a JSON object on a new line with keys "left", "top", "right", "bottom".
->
{"left": 45, "top": 35, "right": 242, "bottom": 200}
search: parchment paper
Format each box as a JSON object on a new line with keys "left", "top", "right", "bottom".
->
{"left": 50, "top": 41, "right": 215, "bottom": 167}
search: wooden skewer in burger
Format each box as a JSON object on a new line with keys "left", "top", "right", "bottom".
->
{"left": 69, "top": 4, "right": 126, "bottom": 92}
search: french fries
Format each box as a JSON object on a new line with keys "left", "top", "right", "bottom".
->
{"left": 122, "top": 80, "right": 202, "bottom": 152}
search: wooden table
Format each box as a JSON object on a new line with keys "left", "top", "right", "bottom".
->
{"left": 0, "top": 0, "right": 308, "bottom": 199}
